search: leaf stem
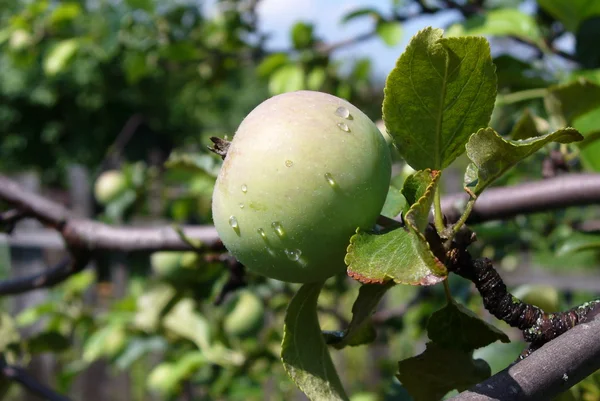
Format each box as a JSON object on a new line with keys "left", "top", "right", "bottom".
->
{"left": 451, "top": 195, "right": 477, "bottom": 236}
{"left": 443, "top": 279, "right": 453, "bottom": 303}
{"left": 495, "top": 88, "right": 547, "bottom": 106}
{"left": 433, "top": 186, "right": 445, "bottom": 234}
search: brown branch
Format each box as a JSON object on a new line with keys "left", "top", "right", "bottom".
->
{"left": 450, "top": 316, "right": 600, "bottom": 401}
{"left": 3, "top": 174, "right": 600, "bottom": 253}
{"left": 445, "top": 232, "right": 600, "bottom": 353}
{"left": 0, "top": 254, "right": 90, "bottom": 296}
{"left": 442, "top": 173, "right": 600, "bottom": 224}
{"left": 0, "top": 357, "right": 72, "bottom": 401}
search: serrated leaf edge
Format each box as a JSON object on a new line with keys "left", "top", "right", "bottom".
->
{"left": 345, "top": 169, "right": 447, "bottom": 285}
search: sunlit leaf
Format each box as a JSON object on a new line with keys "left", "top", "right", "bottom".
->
{"left": 447, "top": 8, "right": 542, "bottom": 46}
{"left": 269, "top": 64, "right": 304, "bottom": 95}
{"left": 346, "top": 170, "right": 446, "bottom": 285}
{"left": 376, "top": 21, "right": 402, "bottom": 47}
{"left": 383, "top": 28, "right": 497, "bottom": 170}
{"left": 464, "top": 127, "right": 583, "bottom": 195}
{"left": 556, "top": 232, "right": 600, "bottom": 256}
{"left": 544, "top": 78, "right": 600, "bottom": 126}
{"left": 43, "top": 39, "right": 80, "bottom": 76}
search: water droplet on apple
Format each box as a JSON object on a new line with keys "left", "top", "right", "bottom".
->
{"left": 324, "top": 173, "right": 337, "bottom": 188}
{"left": 285, "top": 160, "right": 294, "bottom": 167}
{"left": 336, "top": 122, "right": 350, "bottom": 132}
{"left": 285, "top": 249, "right": 302, "bottom": 261}
{"left": 271, "top": 221, "right": 285, "bottom": 238}
{"left": 229, "top": 216, "right": 240, "bottom": 235}
{"left": 241, "top": 184, "right": 248, "bottom": 193}
{"left": 335, "top": 106, "right": 350, "bottom": 119}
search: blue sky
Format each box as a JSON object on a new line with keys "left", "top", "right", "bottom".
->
{"left": 251, "top": 0, "right": 575, "bottom": 81}
{"left": 255, "top": 0, "right": 462, "bottom": 80}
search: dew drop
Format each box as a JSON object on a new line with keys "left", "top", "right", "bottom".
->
{"left": 324, "top": 173, "right": 337, "bottom": 187}
{"left": 285, "top": 249, "right": 302, "bottom": 261}
{"left": 241, "top": 184, "right": 248, "bottom": 193}
{"left": 335, "top": 106, "right": 350, "bottom": 119}
{"left": 257, "top": 228, "right": 267, "bottom": 239}
{"left": 336, "top": 122, "right": 350, "bottom": 132}
{"left": 239, "top": 203, "right": 244, "bottom": 209}
{"left": 285, "top": 160, "right": 293, "bottom": 167}
{"left": 271, "top": 221, "right": 285, "bottom": 238}
{"left": 228, "top": 216, "right": 240, "bottom": 235}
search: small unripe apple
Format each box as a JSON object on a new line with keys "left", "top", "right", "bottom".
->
{"left": 223, "top": 290, "right": 265, "bottom": 338}
{"left": 94, "top": 170, "right": 127, "bottom": 205}
{"left": 212, "top": 90, "right": 391, "bottom": 283}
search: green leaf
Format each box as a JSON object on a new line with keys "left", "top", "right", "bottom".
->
{"left": 446, "top": 8, "right": 542, "bottom": 46}
{"left": 544, "top": 79, "right": 600, "bottom": 126}
{"left": 510, "top": 109, "right": 548, "bottom": 140}
{"left": 307, "top": 67, "right": 326, "bottom": 91}
{"left": 341, "top": 8, "right": 381, "bottom": 24}
{"left": 537, "top": 0, "right": 600, "bottom": 31}
{"left": 163, "top": 298, "right": 211, "bottom": 351}
{"left": 324, "top": 282, "right": 393, "bottom": 349}
{"left": 43, "top": 39, "right": 80, "bottom": 76}
{"left": 147, "top": 351, "right": 206, "bottom": 395}
{"left": 345, "top": 170, "right": 447, "bottom": 285}
{"left": 123, "top": 52, "right": 148, "bottom": 84}
{"left": 134, "top": 283, "right": 176, "bottom": 332}
{"left": 0, "top": 313, "right": 20, "bottom": 352}
{"left": 125, "top": 0, "right": 155, "bottom": 13}
{"left": 257, "top": 53, "right": 289, "bottom": 77}
{"left": 376, "top": 21, "right": 402, "bottom": 47}
{"left": 381, "top": 186, "right": 406, "bottom": 219}
{"left": 28, "top": 331, "right": 71, "bottom": 354}
{"left": 427, "top": 301, "right": 509, "bottom": 352}
{"left": 115, "top": 337, "right": 167, "bottom": 370}
{"left": 512, "top": 285, "right": 560, "bottom": 312}
{"left": 556, "top": 232, "right": 600, "bottom": 256}
{"left": 397, "top": 342, "right": 491, "bottom": 401}
{"left": 281, "top": 282, "right": 349, "bottom": 401}
{"left": 269, "top": 64, "right": 304, "bottom": 95}
{"left": 48, "top": 3, "right": 82, "bottom": 26}
{"left": 464, "top": 127, "right": 583, "bottom": 195}
{"left": 383, "top": 27, "right": 497, "bottom": 170}
{"left": 291, "top": 22, "right": 314, "bottom": 49}
{"left": 165, "top": 151, "right": 221, "bottom": 176}
{"left": 83, "top": 324, "right": 127, "bottom": 362}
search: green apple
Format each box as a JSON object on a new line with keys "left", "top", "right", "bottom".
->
{"left": 223, "top": 290, "right": 265, "bottom": 338}
{"left": 94, "top": 170, "right": 128, "bottom": 205}
{"left": 212, "top": 90, "right": 391, "bottom": 283}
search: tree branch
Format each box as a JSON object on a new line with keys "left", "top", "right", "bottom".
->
{"left": 1, "top": 358, "right": 72, "bottom": 401}
{"left": 3, "top": 174, "right": 600, "bottom": 253}
{"left": 442, "top": 173, "right": 600, "bottom": 224}
{"left": 450, "top": 316, "right": 600, "bottom": 401}
{"left": 0, "top": 254, "right": 90, "bottom": 296}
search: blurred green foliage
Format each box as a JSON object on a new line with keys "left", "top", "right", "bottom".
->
{"left": 2, "top": 0, "right": 600, "bottom": 400}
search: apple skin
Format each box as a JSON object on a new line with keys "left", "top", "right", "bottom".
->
{"left": 212, "top": 90, "right": 392, "bottom": 283}
{"left": 94, "top": 170, "right": 127, "bottom": 205}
